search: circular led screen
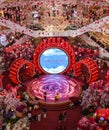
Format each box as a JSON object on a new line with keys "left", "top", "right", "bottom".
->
{"left": 40, "top": 48, "right": 69, "bottom": 74}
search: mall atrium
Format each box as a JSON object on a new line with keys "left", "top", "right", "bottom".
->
{"left": 0, "top": 0, "right": 109, "bottom": 130}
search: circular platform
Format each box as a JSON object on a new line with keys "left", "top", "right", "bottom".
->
{"left": 27, "top": 75, "right": 82, "bottom": 101}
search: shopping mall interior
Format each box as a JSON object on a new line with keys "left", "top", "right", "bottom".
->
{"left": 0, "top": 0, "right": 109, "bottom": 130}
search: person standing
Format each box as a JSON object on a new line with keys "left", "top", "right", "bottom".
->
{"left": 63, "top": 111, "right": 67, "bottom": 122}
{"left": 27, "top": 111, "right": 32, "bottom": 121}
{"left": 55, "top": 93, "right": 60, "bottom": 101}
{"left": 44, "top": 92, "right": 47, "bottom": 101}
{"left": 58, "top": 113, "right": 63, "bottom": 124}
{"left": 52, "top": 6, "right": 57, "bottom": 17}
{"left": 37, "top": 114, "right": 41, "bottom": 122}
{"left": 42, "top": 108, "right": 47, "bottom": 118}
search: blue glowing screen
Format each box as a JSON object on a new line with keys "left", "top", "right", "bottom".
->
{"left": 40, "top": 48, "right": 68, "bottom": 74}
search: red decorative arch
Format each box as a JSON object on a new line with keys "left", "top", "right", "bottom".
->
{"left": 33, "top": 37, "right": 75, "bottom": 74}
{"left": 74, "top": 58, "right": 99, "bottom": 83}
{"left": 9, "top": 58, "right": 35, "bottom": 84}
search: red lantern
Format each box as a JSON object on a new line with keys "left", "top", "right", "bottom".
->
{"left": 95, "top": 108, "right": 109, "bottom": 121}
{"left": 16, "top": 95, "right": 20, "bottom": 99}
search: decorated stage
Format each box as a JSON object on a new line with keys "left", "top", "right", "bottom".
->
{"left": 26, "top": 75, "right": 83, "bottom": 110}
{"left": 8, "top": 37, "right": 99, "bottom": 110}
{"left": 27, "top": 75, "right": 82, "bottom": 101}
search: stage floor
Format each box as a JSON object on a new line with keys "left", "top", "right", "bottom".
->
{"left": 26, "top": 75, "right": 82, "bottom": 102}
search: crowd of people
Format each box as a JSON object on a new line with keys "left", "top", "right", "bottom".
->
{"left": 31, "top": 4, "right": 45, "bottom": 22}
{"left": 1, "top": 6, "right": 26, "bottom": 24}
{"left": 0, "top": 2, "right": 108, "bottom": 27}
{"left": 87, "top": 32, "right": 109, "bottom": 52}
{"left": 87, "top": 5, "right": 109, "bottom": 21}
{"left": 62, "top": 4, "right": 77, "bottom": 21}
{"left": 0, "top": 31, "right": 25, "bottom": 49}
{"left": 0, "top": 3, "right": 45, "bottom": 27}
{"left": 82, "top": 5, "right": 109, "bottom": 26}
{"left": 61, "top": 3, "right": 109, "bottom": 27}
{"left": 6, "top": 32, "right": 24, "bottom": 46}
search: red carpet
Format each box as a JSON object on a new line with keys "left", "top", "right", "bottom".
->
{"left": 30, "top": 105, "right": 82, "bottom": 130}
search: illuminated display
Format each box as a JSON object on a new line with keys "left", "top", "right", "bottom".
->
{"left": 40, "top": 48, "right": 68, "bottom": 74}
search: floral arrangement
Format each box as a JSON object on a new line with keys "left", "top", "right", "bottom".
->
{"left": 81, "top": 80, "right": 109, "bottom": 111}
{"left": 77, "top": 108, "right": 109, "bottom": 130}
{"left": 99, "top": 86, "right": 109, "bottom": 108}
{"left": 12, "top": 117, "right": 30, "bottom": 130}
{"left": 81, "top": 88, "right": 100, "bottom": 111}
{"left": 3, "top": 92, "right": 25, "bottom": 113}
{"left": 78, "top": 117, "right": 90, "bottom": 129}
{"left": 78, "top": 116, "right": 98, "bottom": 130}
{"left": 73, "top": 45, "right": 99, "bottom": 61}
{"left": 0, "top": 84, "right": 26, "bottom": 113}
{"left": 1, "top": 41, "right": 34, "bottom": 70}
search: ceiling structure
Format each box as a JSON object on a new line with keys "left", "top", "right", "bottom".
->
{"left": 0, "top": 16, "right": 109, "bottom": 38}
{"left": 0, "top": 0, "right": 109, "bottom": 37}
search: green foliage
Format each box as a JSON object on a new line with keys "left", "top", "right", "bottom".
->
{"left": 64, "top": 24, "right": 77, "bottom": 30}
{"left": 82, "top": 107, "right": 95, "bottom": 116}
{"left": 3, "top": 117, "right": 19, "bottom": 124}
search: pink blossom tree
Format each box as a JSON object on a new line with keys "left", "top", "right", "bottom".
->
{"left": 99, "top": 86, "right": 109, "bottom": 108}
{"left": 81, "top": 88, "right": 100, "bottom": 110}
{"left": 81, "top": 80, "right": 109, "bottom": 110}
{"left": 3, "top": 92, "right": 24, "bottom": 113}
{"left": 2, "top": 86, "right": 26, "bottom": 113}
